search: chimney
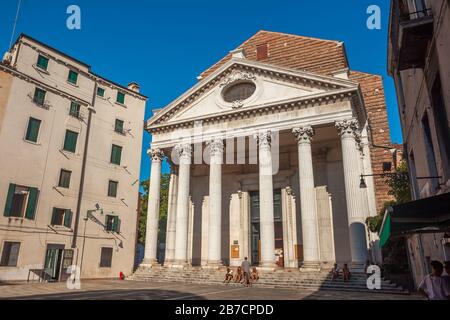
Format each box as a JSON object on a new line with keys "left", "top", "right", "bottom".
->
{"left": 230, "top": 48, "right": 246, "bottom": 59}
{"left": 128, "top": 82, "right": 140, "bottom": 93}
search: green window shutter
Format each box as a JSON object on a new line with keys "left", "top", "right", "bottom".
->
{"left": 4, "top": 184, "right": 16, "bottom": 217}
{"left": 111, "top": 145, "right": 122, "bottom": 165}
{"left": 37, "top": 55, "right": 49, "bottom": 70}
{"left": 116, "top": 92, "right": 125, "bottom": 104}
{"left": 116, "top": 218, "right": 121, "bottom": 233}
{"left": 69, "top": 102, "right": 80, "bottom": 118}
{"left": 51, "top": 208, "right": 58, "bottom": 225}
{"left": 115, "top": 119, "right": 124, "bottom": 133}
{"left": 25, "top": 118, "right": 41, "bottom": 142}
{"left": 97, "top": 87, "right": 105, "bottom": 97}
{"left": 64, "top": 210, "right": 73, "bottom": 228}
{"left": 25, "top": 188, "right": 39, "bottom": 220}
{"left": 108, "top": 181, "right": 118, "bottom": 197}
{"left": 68, "top": 70, "right": 78, "bottom": 84}
{"left": 33, "top": 88, "right": 46, "bottom": 105}
{"left": 63, "top": 130, "right": 78, "bottom": 153}
{"left": 112, "top": 216, "right": 121, "bottom": 233}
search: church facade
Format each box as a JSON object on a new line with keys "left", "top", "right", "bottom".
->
{"left": 143, "top": 31, "right": 395, "bottom": 270}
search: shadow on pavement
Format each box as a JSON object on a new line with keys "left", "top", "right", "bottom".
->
{"left": 3, "top": 289, "right": 207, "bottom": 300}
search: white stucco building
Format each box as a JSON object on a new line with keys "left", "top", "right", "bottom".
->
{"left": 0, "top": 34, "right": 146, "bottom": 281}
{"left": 141, "top": 31, "right": 397, "bottom": 271}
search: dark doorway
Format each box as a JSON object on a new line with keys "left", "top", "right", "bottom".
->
{"left": 44, "top": 244, "right": 65, "bottom": 282}
{"left": 249, "top": 189, "right": 284, "bottom": 267}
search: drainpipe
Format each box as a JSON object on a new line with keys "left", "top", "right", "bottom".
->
{"left": 72, "top": 83, "right": 97, "bottom": 249}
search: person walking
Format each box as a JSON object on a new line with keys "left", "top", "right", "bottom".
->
{"left": 241, "top": 257, "right": 251, "bottom": 287}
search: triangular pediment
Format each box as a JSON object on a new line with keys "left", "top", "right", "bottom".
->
{"left": 147, "top": 59, "right": 359, "bottom": 130}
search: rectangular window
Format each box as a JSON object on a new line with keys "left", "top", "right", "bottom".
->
{"left": 67, "top": 70, "right": 78, "bottom": 85}
{"left": 58, "top": 169, "right": 72, "bottom": 189}
{"left": 430, "top": 73, "right": 450, "bottom": 177}
{"left": 256, "top": 43, "right": 268, "bottom": 60}
{"left": 51, "top": 208, "right": 72, "bottom": 228}
{"left": 108, "top": 180, "right": 118, "bottom": 198}
{"left": 105, "top": 215, "right": 121, "bottom": 233}
{"left": 110, "top": 145, "right": 122, "bottom": 165}
{"left": 36, "top": 55, "right": 49, "bottom": 70}
{"left": 116, "top": 92, "right": 125, "bottom": 105}
{"left": 25, "top": 117, "right": 41, "bottom": 143}
{"left": 97, "top": 87, "right": 105, "bottom": 97}
{"left": 69, "top": 102, "right": 81, "bottom": 118}
{"left": 100, "top": 247, "right": 113, "bottom": 268}
{"left": 114, "top": 119, "right": 124, "bottom": 134}
{"left": 63, "top": 130, "right": 78, "bottom": 153}
{"left": 3, "top": 184, "right": 39, "bottom": 220}
{"left": 0, "top": 242, "right": 21, "bottom": 267}
{"left": 33, "top": 88, "right": 46, "bottom": 106}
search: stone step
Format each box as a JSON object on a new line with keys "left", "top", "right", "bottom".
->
{"left": 129, "top": 268, "right": 409, "bottom": 295}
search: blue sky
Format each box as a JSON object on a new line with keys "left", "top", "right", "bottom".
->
{"left": 1, "top": 0, "right": 402, "bottom": 181}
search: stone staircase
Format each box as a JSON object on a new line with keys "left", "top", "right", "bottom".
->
{"left": 129, "top": 266, "right": 409, "bottom": 295}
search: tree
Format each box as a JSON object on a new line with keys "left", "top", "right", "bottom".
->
{"left": 366, "top": 160, "right": 411, "bottom": 233}
{"left": 138, "top": 174, "right": 170, "bottom": 245}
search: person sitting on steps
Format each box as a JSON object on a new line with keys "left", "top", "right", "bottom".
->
{"left": 234, "top": 266, "right": 243, "bottom": 283}
{"left": 251, "top": 267, "right": 259, "bottom": 282}
{"left": 223, "top": 267, "right": 233, "bottom": 284}
{"left": 331, "top": 263, "right": 340, "bottom": 281}
{"left": 343, "top": 263, "right": 351, "bottom": 282}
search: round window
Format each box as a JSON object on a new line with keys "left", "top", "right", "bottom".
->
{"left": 222, "top": 81, "right": 256, "bottom": 103}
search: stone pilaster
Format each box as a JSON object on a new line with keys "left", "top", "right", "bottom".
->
{"left": 164, "top": 165, "right": 178, "bottom": 265}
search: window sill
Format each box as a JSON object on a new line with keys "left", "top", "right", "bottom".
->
{"left": 50, "top": 225, "right": 72, "bottom": 231}
{"left": 23, "top": 139, "right": 42, "bottom": 146}
{"left": 67, "top": 81, "right": 79, "bottom": 88}
{"left": 35, "top": 66, "right": 50, "bottom": 75}
{"left": 115, "top": 102, "right": 127, "bottom": 108}
{"left": 114, "top": 130, "right": 126, "bottom": 136}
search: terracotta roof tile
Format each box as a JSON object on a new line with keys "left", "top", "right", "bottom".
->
{"left": 200, "top": 30, "right": 348, "bottom": 78}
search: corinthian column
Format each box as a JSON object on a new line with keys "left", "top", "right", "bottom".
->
{"left": 142, "top": 148, "right": 164, "bottom": 267}
{"left": 256, "top": 131, "right": 277, "bottom": 269}
{"left": 206, "top": 138, "right": 224, "bottom": 267}
{"left": 164, "top": 165, "right": 178, "bottom": 265}
{"left": 336, "top": 119, "right": 368, "bottom": 268}
{"left": 293, "top": 127, "right": 320, "bottom": 269}
{"left": 173, "top": 144, "right": 192, "bottom": 267}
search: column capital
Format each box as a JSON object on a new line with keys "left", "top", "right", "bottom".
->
{"left": 254, "top": 131, "right": 272, "bottom": 149}
{"left": 174, "top": 143, "right": 192, "bottom": 160}
{"left": 292, "top": 126, "right": 315, "bottom": 144}
{"left": 335, "top": 119, "right": 359, "bottom": 138}
{"left": 148, "top": 148, "right": 165, "bottom": 161}
{"left": 207, "top": 138, "right": 224, "bottom": 157}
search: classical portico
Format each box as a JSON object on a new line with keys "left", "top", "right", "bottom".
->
{"left": 142, "top": 55, "right": 379, "bottom": 271}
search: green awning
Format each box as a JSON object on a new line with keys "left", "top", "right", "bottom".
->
{"left": 379, "top": 192, "right": 450, "bottom": 247}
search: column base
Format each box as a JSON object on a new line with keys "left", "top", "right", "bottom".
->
{"left": 350, "top": 262, "right": 365, "bottom": 273}
{"left": 203, "top": 261, "right": 223, "bottom": 270}
{"left": 163, "top": 259, "right": 174, "bottom": 267}
{"left": 140, "top": 259, "right": 161, "bottom": 269}
{"left": 169, "top": 260, "right": 190, "bottom": 269}
{"left": 300, "top": 261, "right": 322, "bottom": 271}
{"left": 259, "top": 261, "right": 277, "bottom": 272}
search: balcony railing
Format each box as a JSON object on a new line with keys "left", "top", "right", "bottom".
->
{"left": 389, "top": 1, "right": 434, "bottom": 71}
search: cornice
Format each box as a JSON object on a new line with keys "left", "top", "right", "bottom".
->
{"left": 146, "top": 59, "right": 360, "bottom": 130}
{"left": 147, "top": 87, "right": 360, "bottom": 134}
